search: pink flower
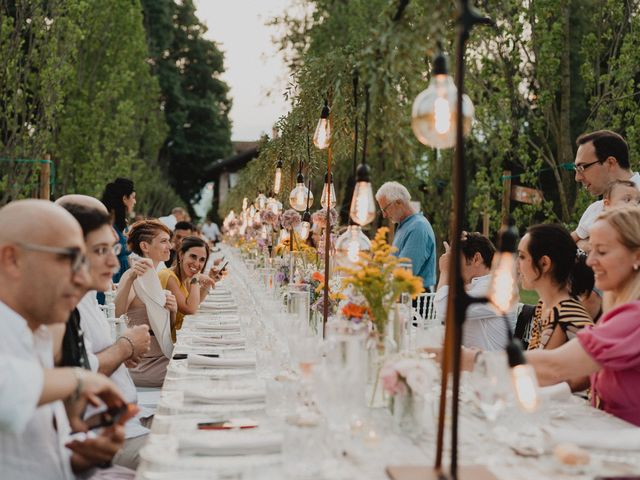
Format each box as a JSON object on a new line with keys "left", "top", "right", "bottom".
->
{"left": 281, "top": 209, "right": 301, "bottom": 229}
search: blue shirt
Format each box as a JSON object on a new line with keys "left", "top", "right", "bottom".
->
{"left": 393, "top": 213, "right": 436, "bottom": 288}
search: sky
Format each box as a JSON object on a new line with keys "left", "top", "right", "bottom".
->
{"left": 194, "top": 0, "right": 295, "bottom": 141}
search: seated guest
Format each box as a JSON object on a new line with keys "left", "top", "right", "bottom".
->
{"left": 158, "top": 207, "right": 186, "bottom": 231}
{"left": 603, "top": 179, "right": 640, "bottom": 210}
{"left": 57, "top": 195, "right": 152, "bottom": 469}
{"left": 159, "top": 236, "right": 215, "bottom": 340}
{"left": 167, "top": 220, "right": 195, "bottom": 267}
{"left": 434, "top": 232, "right": 513, "bottom": 350}
{"left": 526, "top": 207, "right": 640, "bottom": 426}
{"left": 518, "top": 224, "right": 594, "bottom": 350}
{"left": 101, "top": 178, "right": 136, "bottom": 284}
{"left": 115, "top": 220, "right": 177, "bottom": 387}
{"left": 0, "top": 199, "right": 128, "bottom": 479}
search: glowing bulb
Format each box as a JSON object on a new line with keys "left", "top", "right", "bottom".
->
{"left": 349, "top": 164, "right": 376, "bottom": 226}
{"left": 511, "top": 364, "right": 539, "bottom": 412}
{"left": 274, "top": 161, "right": 283, "bottom": 194}
{"left": 313, "top": 102, "right": 331, "bottom": 149}
{"left": 289, "top": 182, "right": 313, "bottom": 211}
{"left": 278, "top": 229, "right": 290, "bottom": 244}
{"left": 335, "top": 225, "right": 371, "bottom": 268}
{"left": 260, "top": 225, "right": 268, "bottom": 240}
{"left": 242, "top": 197, "right": 248, "bottom": 210}
{"left": 488, "top": 252, "right": 518, "bottom": 314}
{"left": 321, "top": 173, "right": 337, "bottom": 209}
{"left": 255, "top": 193, "right": 267, "bottom": 210}
{"left": 300, "top": 221, "right": 311, "bottom": 240}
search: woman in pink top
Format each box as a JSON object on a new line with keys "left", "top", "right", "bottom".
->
{"left": 527, "top": 207, "right": 640, "bottom": 426}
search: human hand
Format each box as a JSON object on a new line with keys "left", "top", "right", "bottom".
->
{"left": 195, "top": 273, "right": 214, "bottom": 289}
{"left": 130, "top": 257, "right": 153, "bottom": 277}
{"left": 120, "top": 325, "right": 150, "bottom": 361}
{"left": 65, "top": 371, "right": 125, "bottom": 433}
{"left": 438, "top": 241, "right": 451, "bottom": 278}
{"left": 164, "top": 292, "right": 177, "bottom": 313}
{"left": 67, "top": 424, "right": 126, "bottom": 471}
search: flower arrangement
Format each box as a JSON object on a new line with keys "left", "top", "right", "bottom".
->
{"left": 338, "top": 227, "right": 423, "bottom": 341}
{"left": 281, "top": 209, "right": 302, "bottom": 230}
{"left": 311, "top": 208, "right": 338, "bottom": 229}
{"left": 310, "top": 272, "right": 344, "bottom": 316}
{"left": 260, "top": 209, "right": 279, "bottom": 226}
{"left": 380, "top": 354, "right": 437, "bottom": 397}
{"left": 340, "top": 302, "right": 371, "bottom": 324}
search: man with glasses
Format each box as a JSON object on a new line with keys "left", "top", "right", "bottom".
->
{"left": 375, "top": 181, "right": 436, "bottom": 292}
{"left": 57, "top": 195, "right": 152, "bottom": 470}
{"left": 572, "top": 130, "right": 640, "bottom": 244}
{"left": 0, "top": 199, "right": 128, "bottom": 479}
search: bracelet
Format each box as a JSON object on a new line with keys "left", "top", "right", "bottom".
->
{"left": 117, "top": 335, "right": 135, "bottom": 360}
{"left": 70, "top": 367, "right": 84, "bottom": 402}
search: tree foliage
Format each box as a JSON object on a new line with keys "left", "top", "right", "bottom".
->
{"left": 221, "top": 0, "right": 640, "bottom": 244}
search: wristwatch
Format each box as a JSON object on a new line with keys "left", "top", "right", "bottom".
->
{"left": 190, "top": 277, "right": 200, "bottom": 286}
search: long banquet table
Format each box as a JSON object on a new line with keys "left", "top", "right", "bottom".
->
{"left": 135, "top": 246, "right": 640, "bottom": 480}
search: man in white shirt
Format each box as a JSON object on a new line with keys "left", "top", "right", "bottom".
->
{"left": 57, "top": 195, "right": 152, "bottom": 469}
{"left": 158, "top": 207, "right": 186, "bottom": 231}
{"left": 434, "top": 232, "right": 514, "bottom": 350}
{"left": 571, "top": 130, "right": 640, "bottom": 243}
{"left": 0, "top": 200, "right": 127, "bottom": 479}
{"left": 201, "top": 218, "right": 221, "bottom": 244}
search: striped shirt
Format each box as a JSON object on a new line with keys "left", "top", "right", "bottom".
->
{"left": 527, "top": 298, "right": 593, "bottom": 350}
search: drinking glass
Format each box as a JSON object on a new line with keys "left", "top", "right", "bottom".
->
{"left": 469, "top": 351, "right": 509, "bottom": 422}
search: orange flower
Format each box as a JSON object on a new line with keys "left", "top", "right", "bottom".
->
{"left": 341, "top": 302, "right": 370, "bottom": 319}
{"left": 312, "top": 271, "right": 324, "bottom": 283}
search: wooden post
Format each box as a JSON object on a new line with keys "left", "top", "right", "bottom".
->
{"left": 501, "top": 169, "right": 511, "bottom": 225}
{"left": 482, "top": 209, "right": 490, "bottom": 237}
{"left": 39, "top": 154, "right": 51, "bottom": 200}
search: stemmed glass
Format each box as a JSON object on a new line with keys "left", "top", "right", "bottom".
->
{"left": 468, "top": 351, "right": 509, "bottom": 422}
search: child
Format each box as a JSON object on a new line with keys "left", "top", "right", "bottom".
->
{"left": 603, "top": 179, "right": 640, "bottom": 209}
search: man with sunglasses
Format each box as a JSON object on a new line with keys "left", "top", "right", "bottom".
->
{"left": 571, "top": 130, "right": 640, "bottom": 244}
{"left": 57, "top": 195, "right": 152, "bottom": 470}
{"left": 0, "top": 199, "right": 129, "bottom": 479}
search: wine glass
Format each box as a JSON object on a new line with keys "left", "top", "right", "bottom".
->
{"left": 469, "top": 351, "right": 509, "bottom": 422}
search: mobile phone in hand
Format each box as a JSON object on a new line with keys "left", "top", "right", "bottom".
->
{"left": 83, "top": 404, "right": 136, "bottom": 431}
{"left": 219, "top": 261, "right": 229, "bottom": 271}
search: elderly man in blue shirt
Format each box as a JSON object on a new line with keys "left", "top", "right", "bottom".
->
{"left": 375, "top": 182, "right": 436, "bottom": 291}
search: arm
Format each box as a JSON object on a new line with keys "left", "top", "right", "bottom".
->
{"left": 114, "top": 270, "right": 135, "bottom": 317}
{"left": 166, "top": 275, "right": 201, "bottom": 315}
{"left": 525, "top": 338, "right": 600, "bottom": 386}
{"left": 95, "top": 325, "right": 150, "bottom": 375}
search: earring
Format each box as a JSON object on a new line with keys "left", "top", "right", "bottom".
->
{"left": 634, "top": 264, "right": 639, "bottom": 271}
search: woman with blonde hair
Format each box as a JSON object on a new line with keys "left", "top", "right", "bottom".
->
{"left": 526, "top": 207, "right": 640, "bottom": 426}
{"left": 115, "top": 219, "right": 177, "bottom": 387}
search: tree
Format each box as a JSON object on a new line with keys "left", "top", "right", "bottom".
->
{"left": 141, "top": 0, "right": 233, "bottom": 210}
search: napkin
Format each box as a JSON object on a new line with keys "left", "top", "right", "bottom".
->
{"left": 183, "top": 389, "right": 266, "bottom": 405}
{"left": 539, "top": 382, "right": 572, "bottom": 402}
{"left": 133, "top": 268, "right": 174, "bottom": 359}
{"left": 178, "top": 433, "right": 282, "bottom": 456}
{"left": 544, "top": 426, "right": 640, "bottom": 451}
{"left": 189, "top": 337, "right": 245, "bottom": 346}
{"left": 189, "top": 323, "right": 240, "bottom": 332}
{"left": 188, "top": 354, "right": 255, "bottom": 369}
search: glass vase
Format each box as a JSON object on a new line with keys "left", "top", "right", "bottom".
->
{"left": 392, "top": 391, "right": 422, "bottom": 438}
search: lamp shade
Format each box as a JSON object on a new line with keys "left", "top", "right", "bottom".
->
{"left": 411, "top": 74, "right": 474, "bottom": 149}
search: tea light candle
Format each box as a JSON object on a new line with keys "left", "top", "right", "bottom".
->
{"left": 364, "top": 428, "right": 380, "bottom": 448}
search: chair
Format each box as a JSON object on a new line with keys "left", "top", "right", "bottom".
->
{"left": 413, "top": 292, "right": 438, "bottom": 328}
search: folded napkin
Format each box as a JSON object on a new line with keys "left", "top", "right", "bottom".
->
{"left": 188, "top": 354, "right": 255, "bottom": 369}
{"left": 178, "top": 433, "right": 282, "bottom": 456}
{"left": 183, "top": 389, "right": 266, "bottom": 405}
{"left": 539, "top": 382, "right": 572, "bottom": 402}
{"left": 190, "top": 337, "right": 245, "bottom": 346}
{"left": 133, "top": 268, "right": 174, "bottom": 359}
{"left": 190, "top": 323, "right": 240, "bottom": 332}
{"left": 544, "top": 425, "right": 640, "bottom": 451}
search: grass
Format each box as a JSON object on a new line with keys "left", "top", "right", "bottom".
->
{"left": 519, "top": 288, "right": 539, "bottom": 306}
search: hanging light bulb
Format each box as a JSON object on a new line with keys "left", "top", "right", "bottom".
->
{"left": 242, "top": 197, "right": 248, "bottom": 211}
{"left": 349, "top": 163, "right": 376, "bottom": 226}
{"left": 260, "top": 225, "right": 268, "bottom": 240}
{"left": 487, "top": 221, "right": 519, "bottom": 314}
{"left": 278, "top": 228, "right": 290, "bottom": 244}
{"left": 335, "top": 225, "right": 371, "bottom": 267}
{"left": 313, "top": 100, "right": 331, "bottom": 149}
{"left": 255, "top": 193, "right": 267, "bottom": 210}
{"left": 411, "top": 48, "right": 474, "bottom": 149}
{"left": 506, "top": 340, "right": 540, "bottom": 412}
{"left": 273, "top": 160, "right": 283, "bottom": 195}
{"left": 299, "top": 210, "right": 312, "bottom": 241}
{"left": 321, "top": 172, "right": 337, "bottom": 209}
{"left": 289, "top": 172, "right": 313, "bottom": 211}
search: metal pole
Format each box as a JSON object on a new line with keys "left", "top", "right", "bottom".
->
{"left": 322, "top": 113, "right": 333, "bottom": 339}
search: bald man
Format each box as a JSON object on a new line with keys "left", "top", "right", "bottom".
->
{"left": 0, "top": 199, "right": 128, "bottom": 479}
{"left": 57, "top": 195, "right": 151, "bottom": 469}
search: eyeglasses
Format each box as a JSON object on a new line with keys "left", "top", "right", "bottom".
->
{"left": 574, "top": 159, "right": 602, "bottom": 174}
{"left": 17, "top": 242, "right": 87, "bottom": 273}
{"left": 91, "top": 243, "right": 122, "bottom": 257}
{"left": 380, "top": 200, "right": 395, "bottom": 215}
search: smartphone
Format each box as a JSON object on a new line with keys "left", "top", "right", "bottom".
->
{"left": 219, "top": 261, "right": 229, "bottom": 271}
{"left": 84, "top": 404, "right": 136, "bottom": 431}
{"left": 172, "top": 353, "right": 219, "bottom": 360}
{"left": 197, "top": 418, "right": 258, "bottom": 430}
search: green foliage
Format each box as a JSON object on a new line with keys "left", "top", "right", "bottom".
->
{"left": 141, "top": 0, "right": 233, "bottom": 208}
{"left": 222, "top": 0, "right": 640, "bottom": 245}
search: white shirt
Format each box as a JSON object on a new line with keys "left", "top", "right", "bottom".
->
{"left": 0, "top": 301, "right": 74, "bottom": 479}
{"left": 575, "top": 172, "right": 640, "bottom": 239}
{"left": 77, "top": 292, "right": 149, "bottom": 439}
{"left": 158, "top": 214, "right": 177, "bottom": 231}
{"left": 202, "top": 222, "right": 221, "bottom": 241}
{"left": 434, "top": 275, "right": 515, "bottom": 351}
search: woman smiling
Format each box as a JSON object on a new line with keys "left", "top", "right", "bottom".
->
{"left": 159, "top": 236, "right": 215, "bottom": 339}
